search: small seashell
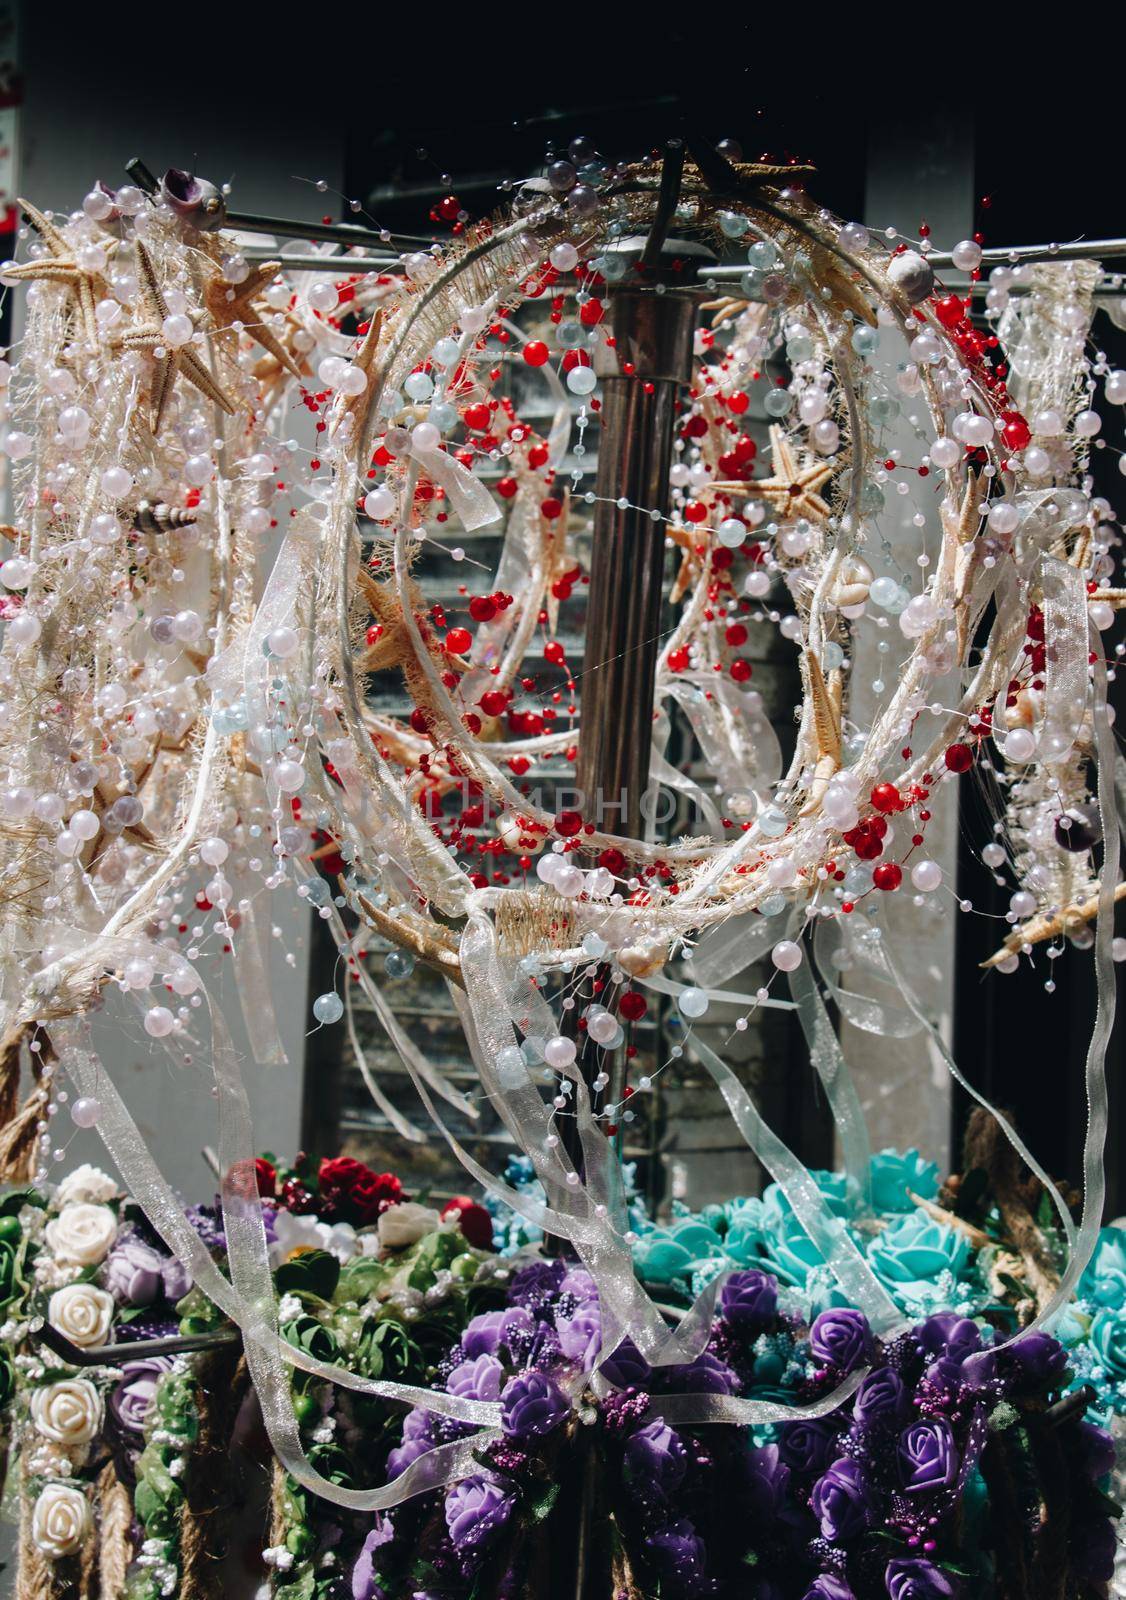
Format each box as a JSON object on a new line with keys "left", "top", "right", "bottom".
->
{"left": 833, "top": 555, "right": 873, "bottom": 609}
{"left": 160, "top": 169, "right": 227, "bottom": 233}
{"left": 132, "top": 501, "right": 197, "bottom": 535}
{"left": 886, "top": 249, "right": 935, "bottom": 305}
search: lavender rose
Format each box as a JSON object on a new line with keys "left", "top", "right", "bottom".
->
{"left": 447, "top": 1354, "right": 503, "bottom": 1403}
{"left": 444, "top": 1474, "right": 514, "bottom": 1552}
{"left": 810, "top": 1308, "right": 872, "bottom": 1374}
{"left": 500, "top": 1371, "right": 568, "bottom": 1437}
{"left": 885, "top": 1558, "right": 960, "bottom": 1598}
{"left": 108, "top": 1357, "right": 173, "bottom": 1438}
{"left": 810, "top": 1457, "right": 876, "bottom": 1541}
{"left": 461, "top": 1307, "right": 533, "bottom": 1359}
{"left": 161, "top": 1255, "right": 192, "bottom": 1304}
{"left": 104, "top": 1233, "right": 165, "bottom": 1307}
{"left": 898, "top": 1418, "right": 958, "bottom": 1493}
{"left": 667, "top": 1350, "right": 736, "bottom": 1393}
{"left": 803, "top": 1577, "right": 857, "bottom": 1600}
{"left": 778, "top": 1417, "right": 837, "bottom": 1476}
{"left": 1076, "top": 1419, "right": 1116, "bottom": 1481}
{"left": 556, "top": 1303, "right": 601, "bottom": 1369}
{"left": 647, "top": 1517, "right": 709, "bottom": 1596}
{"left": 351, "top": 1514, "right": 393, "bottom": 1600}
{"left": 720, "top": 1269, "right": 777, "bottom": 1331}
{"left": 623, "top": 1419, "right": 687, "bottom": 1501}
{"left": 852, "top": 1367, "right": 905, "bottom": 1426}
{"left": 385, "top": 1407, "right": 434, "bottom": 1477}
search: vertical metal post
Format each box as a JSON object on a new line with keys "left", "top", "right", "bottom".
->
{"left": 553, "top": 256, "right": 700, "bottom": 1206}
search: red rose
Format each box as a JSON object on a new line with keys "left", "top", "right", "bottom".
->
{"left": 441, "top": 1196, "right": 494, "bottom": 1250}
{"left": 254, "top": 1157, "right": 277, "bottom": 1198}
{"left": 318, "top": 1157, "right": 403, "bottom": 1224}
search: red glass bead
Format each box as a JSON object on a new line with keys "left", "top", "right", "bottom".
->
{"left": 870, "top": 783, "right": 901, "bottom": 814}
{"left": 445, "top": 627, "right": 472, "bottom": 654}
{"left": 944, "top": 743, "right": 973, "bottom": 774}
{"left": 523, "top": 341, "right": 550, "bottom": 367}
{"left": 873, "top": 862, "right": 903, "bottom": 892}
{"left": 618, "top": 991, "right": 648, "bottom": 1022}
{"left": 555, "top": 809, "right": 584, "bottom": 837}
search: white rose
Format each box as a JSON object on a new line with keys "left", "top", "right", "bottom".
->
{"left": 31, "top": 1481, "right": 92, "bottom": 1558}
{"left": 30, "top": 1378, "right": 103, "bottom": 1446}
{"left": 45, "top": 1204, "right": 117, "bottom": 1267}
{"left": 47, "top": 1282, "right": 114, "bottom": 1348}
{"left": 377, "top": 1202, "right": 440, "bottom": 1251}
{"left": 55, "top": 1165, "right": 118, "bottom": 1207}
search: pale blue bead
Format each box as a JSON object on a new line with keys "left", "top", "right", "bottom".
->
{"left": 211, "top": 698, "right": 248, "bottom": 734}
{"left": 384, "top": 949, "right": 415, "bottom": 980}
{"left": 378, "top": 389, "right": 402, "bottom": 416}
{"left": 739, "top": 269, "right": 764, "bottom": 298}
{"left": 428, "top": 402, "right": 457, "bottom": 433}
{"left": 869, "top": 394, "right": 900, "bottom": 424}
{"left": 823, "top": 641, "right": 845, "bottom": 670}
{"left": 764, "top": 389, "right": 794, "bottom": 418}
{"left": 432, "top": 338, "right": 460, "bottom": 368}
{"left": 304, "top": 878, "right": 330, "bottom": 906}
{"left": 869, "top": 576, "right": 900, "bottom": 610}
{"left": 851, "top": 325, "right": 879, "bottom": 357}
{"left": 312, "top": 992, "right": 343, "bottom": 1024}
{"left": 557, "top": 320, "right": 582, "bottom": 344}
{"left": 599, "top": 253, "right": 628, "bottom": 282}
{"left": 404, "top": 371, "right": 434, "bottom": 402}
{"left": 843, "top": 863, "right": 874, "bottom": 897}
{"left": 760, "top": 893, "right": 788, "bottom": 917}
{"left": 719, "top": 211, "right": 749, "bottom": 239}
{"left": 787, "top": 335, "right": 814, "bottom": 363}
{"left": 758, "top": 805, "right": 789, "bottom": 837}
{"left": 747, "top": 240, "right": 779, "bottom": 271}
{"left": 521, "top": 1036, "right": 546, "bottom": 1064}
{"left": 678, "top": 986, "right": 709, "bottom": 1019}
{"left": 859, "top": 482, "right": 886, "bottom": 514}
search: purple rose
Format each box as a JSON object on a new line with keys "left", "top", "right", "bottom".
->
{"left": 667, "top": 1351, "right": 736, "bottom": 1394}
{"left": 108, "top": 1357, "right": 173, "bottom": 1437}
{"left": 803, "top": 1577, "right": 857, "bottom": 1600}
{"left": 461, "top": 1307, "right": 533, "bottom": 1359}
{"left": 507, "top": 1258, "right": 565, "bottom": 1307}
{"left": 778, "top": 1418, "right": 837, "bottom": 1476}
{"left": 898, "top": 1418, "right": 958, "bottom": 1493}
{"left": 885, "top": 1558, "right": 960, "bottom": 1598}
{"left": 556, "top": 1303, "right": 601, "bottom": 1369}
{"left": 810, "top": 1457, "right": 876, "bottom": 1541}
{"left": 917, "top": 1315, "right": 981, "bottom": 1363}
{"left": 351, "top": 1515, "right": 393, "bottom": 1600}
{"left": 809, "top": 1308, "right": 872, "bottom": 1374}
{"left": 386, "top": 1407, "right": 434, "bottom": 1477}
{"left": 443, "top": 1474, "right": 514, "bottom": 1552}
{"left": 720, "top": 1269, "right": 777, "bottom": 1331}
{"left": 601, "top": 1337, "right": 650, "bottom": 1388}
{"left": 745, "top": 1443, "right": 791, "bottom": 1520}
{"left": 1006, "top": 1331, "right": 1067, "bottom": 1388}
{"left": 500, "top": 1371, "right": 569, "bottom": 1437}
{"left": 447, "top": 1354, "right": 503, "bottom": 1403}
{"left": 853, "top": 1368, "right": 905, "bottom": 1426}
{"left": 623, "top": 1419, "right": 687, "bottom": 1501}
{"left": 161, "top": 1255, "right": 192, "bottom": 1304}
{"left": 1077, "top": 1419, "right": 1116, "bottom": 1481}
{"left": 105, "top": 1233, "right": 165, "bottom": 1307}
{"left": 647, "top": 1518, "right": 709, "bottom": 1597}
{"left": 559, "top": 1267, "right": 598, "bottom": 1303}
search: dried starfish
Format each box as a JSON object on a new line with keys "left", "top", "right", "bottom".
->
{"left": 116, "top": 242, "right": 235, "bottom": 433}
{"left": 805, "top": 243, "right": 877, "bottom": 328}
{"left": 981, "top": 880, "right": 1126, "bottom": 967}
{"left": 204, "top": 260, "right": 301, "bottom": 378}
{"left": 7, "top": 197, "right": 110, "bottom": 348}
{"left": 700, "top": 295, "right": 750, "bottom": 331}
{"left": 798, "top": 649, "right": 842, "bottom": 816}
{"left": 1090, "top": 587, "right": 1126, "bottom": 609}
{"left": 330, "top": 308, "right": 384, "bottom": 441}
{"left": 717, "top": 425, "right": 833, "bottom": 524}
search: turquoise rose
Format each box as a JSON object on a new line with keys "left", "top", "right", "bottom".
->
{"left": 1089, "top": 1309, "right": 1126, "bottom": 1380}
{"left": 1078, "top": 1227, "right": 1126, "bottom": 1311}
{"left": 723, "top": 1203, "right": 764, "bottom": 1266}
{"left": 633, "top": 1217, "right": 724, "bottom": 1287}
{"left": 867, "top": 1211, "right": 973, "bottom": 1297}
{"left": 762, "top": 1171, "right": 851, "bottom": 1226}
{"left": 758, "top": 1211, "right": 826, "bottom": 1288}
{"left": 869, "top": 1148, "right": 940, "bottom": 1214}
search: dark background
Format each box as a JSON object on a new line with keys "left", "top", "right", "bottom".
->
{"left": 17, "top": 10, "right": 1125, "bottom": 1208}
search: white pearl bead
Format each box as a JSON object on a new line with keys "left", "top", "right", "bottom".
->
{"left": 771, "top": 940, "right": 803, "bottom": 972}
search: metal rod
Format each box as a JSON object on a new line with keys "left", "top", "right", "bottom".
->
{"left": 37, "top": 1320, "right": 241, "bottom": 1368}
{"left": 241, "top": 250, "right": 399, "bottom": 273}
{"left": 925, "top": 237, "right": 1126, "bottom": 269}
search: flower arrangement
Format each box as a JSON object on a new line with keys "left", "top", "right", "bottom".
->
{"left": 0, "top": 1140, "right": 1122, "bottom": 1599}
